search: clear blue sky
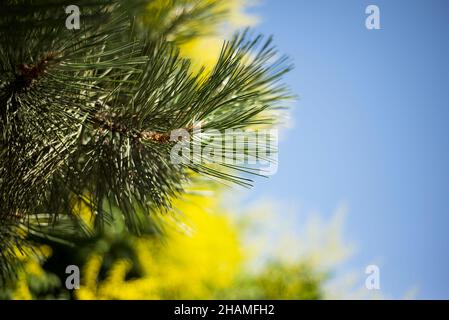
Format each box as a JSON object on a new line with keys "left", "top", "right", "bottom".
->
{"left": 246, "top": 0, "right": 449, "bottom": 299}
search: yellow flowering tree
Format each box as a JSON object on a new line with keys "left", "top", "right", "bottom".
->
{"left": 76, "top": 195, "right": 243, "bottom": 299}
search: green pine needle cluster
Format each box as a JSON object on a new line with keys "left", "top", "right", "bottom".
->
{"left": 0, "top": 0, "right": 292, "bottom": 280}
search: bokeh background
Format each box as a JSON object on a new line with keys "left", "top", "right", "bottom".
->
{"left": 242, "top": 0, "right": 449, "bottom": 299}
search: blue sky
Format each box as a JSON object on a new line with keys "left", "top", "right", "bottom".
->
{"left": 244, "top": 0, "right": 449, "bottom": 299}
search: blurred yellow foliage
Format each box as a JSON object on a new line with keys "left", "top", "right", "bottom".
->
{"left": 9, "top": 245, "right": 52, "bottom": 300}
{"left": 174, "top": 0, "right": 258, "bottom": 72}
{"left": 76, "top": 195, "right": 243, "bottom": 299}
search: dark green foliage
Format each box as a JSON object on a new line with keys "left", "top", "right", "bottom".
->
{"left": 0, "top": 0, "right": 292, "bottom": 280}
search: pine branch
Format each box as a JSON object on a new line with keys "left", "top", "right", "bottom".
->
{"left": 0, "top": 0, "right": 293, "bottom": 278}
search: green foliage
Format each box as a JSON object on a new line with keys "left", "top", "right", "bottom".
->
{"left": 0, "top": 266, "right": 65, "bottom": 300}
{"left": 0, "top": 0, "right": 292, "bottom": 280}
{"left": 220, "top": 262, "right": 326, "bottom": 300}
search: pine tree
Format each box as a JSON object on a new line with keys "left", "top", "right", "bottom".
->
{"left": 0, "top": 0, "right": 292, "bottom": 280}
